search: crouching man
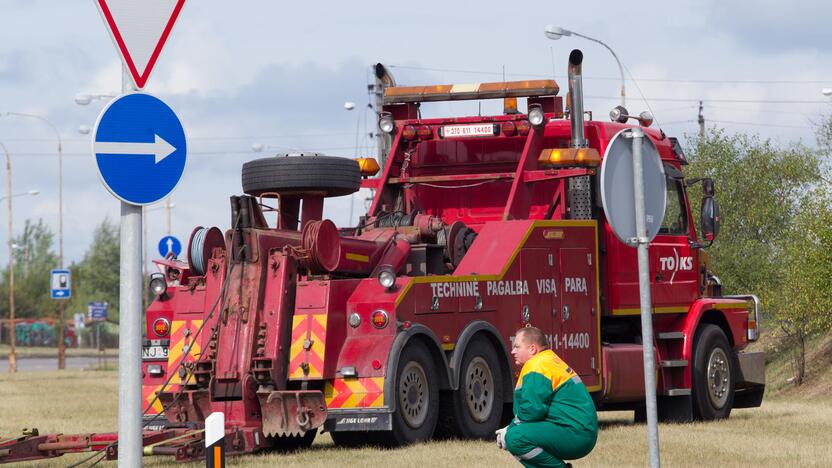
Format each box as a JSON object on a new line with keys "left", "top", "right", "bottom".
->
{"left": 497, "top": 327, "right": 598, "bottom": 467}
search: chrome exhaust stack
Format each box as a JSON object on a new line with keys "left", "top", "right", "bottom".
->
{"left": 568, "top": 49, "right": 587, "bottom": 148}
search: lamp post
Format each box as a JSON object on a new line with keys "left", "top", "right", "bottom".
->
{"left": 2, "top": 112, "right": 66, "bottom": 369}
{"left": 0, "top": 142, "right": 15, "bottom": 373}
{"left": 544, "top": 25, "right": 626, "bottom": 107}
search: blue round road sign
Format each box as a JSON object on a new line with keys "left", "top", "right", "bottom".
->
{"left": 158, "top": 235, "right": 182, "bottom": 258}
{"left": 93, "top": 93, "right": 187, "bottom": 205}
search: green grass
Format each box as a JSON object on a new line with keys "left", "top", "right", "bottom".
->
{"left": 1, "top": 370, "right": 831, "bottom": 467}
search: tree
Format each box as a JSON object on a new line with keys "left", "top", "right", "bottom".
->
{"left": 685, "top": 129, "right": 830, "bottom": 385}
{"left": 0, "top": 219, "right": 58, "bottom": 319}
{"left": 772, "top": 189, "right": 832, "bottom": 384}
{"left": 686, "top": 130, "right": 821, "bottom": 299}
{"left": 68, "top": 218, "right": 121, "bottom": 321}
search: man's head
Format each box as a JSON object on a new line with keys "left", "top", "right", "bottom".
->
{"left": 511, "top": 327, "right": 549, "bottom": 366}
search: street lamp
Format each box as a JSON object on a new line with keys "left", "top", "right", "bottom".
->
{"left": 822, "top": 88, "right": 832, "bottom": 97}
{"left": 0, "top": 111, "right": 65, "bottom": 369}
{"left": 544, "top": 25, "right": 626, "bottom": 107}
{"left": 0, "top": 142, "right": 15, "bottom": 373}
{"left": 74, "top": 93, "right": 116, "bottom": 106}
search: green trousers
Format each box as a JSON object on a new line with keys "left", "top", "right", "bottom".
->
{"left": 505, "top": 420, "right": 596, "bottom": 468}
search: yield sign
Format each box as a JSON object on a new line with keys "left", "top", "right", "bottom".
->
{"left": 95, "top": 0, "right": 187, "bottom": 89}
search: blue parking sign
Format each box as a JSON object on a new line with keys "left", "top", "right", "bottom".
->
{"left": 50, "top": 269, "right": 71, "bottom": 299}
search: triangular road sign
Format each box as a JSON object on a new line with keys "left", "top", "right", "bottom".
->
{"left": 95, "top": 0, "right": 186, "bottom": 89}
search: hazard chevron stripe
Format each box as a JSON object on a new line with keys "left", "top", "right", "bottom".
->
{"left": 167, "top": 319, "right": 202, "bottom": 385}
{"left": 142, "top": 384, "right": 165, "bottom": 414}
{"left": 325, "top": 377, "right": 385, "bottom": 408}
{"left": 288, "top": 314, "right": 327, "bottom": 379}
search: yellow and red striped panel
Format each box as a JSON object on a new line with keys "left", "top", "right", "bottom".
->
{"left": 325, "top": 377, "right": 385, "bottom": 408}
{"left": 167, "top": 319, "right": 203, "bottom": 385}
{"left": 142, "top": 384, "right": 164, "bottom": 414}
{"left": 288, "top": 314, "right": 327, "bottom": 379}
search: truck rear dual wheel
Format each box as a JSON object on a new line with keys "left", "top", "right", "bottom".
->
{"left": 388, "top": 342, "right": 440, "bottom": 446}
{"left": 330, "top": 342, "right": 439, "bottom": 447}
{"left": 692, "top": 324, "right": 735, "bottom": 420}
{"left": 437, "top": 337, "right": 504, "bottom": 439}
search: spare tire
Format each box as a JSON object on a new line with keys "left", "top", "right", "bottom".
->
{"left": 242, "top": 154, "right": 361, "bottom": 198}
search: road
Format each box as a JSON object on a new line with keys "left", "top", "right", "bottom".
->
{"left": 14, "top": 356, "right": 112, "bottom": 372}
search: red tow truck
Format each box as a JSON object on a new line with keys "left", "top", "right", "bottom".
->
{"left": 1, "top": 49, "right": 764, "bottom": 463}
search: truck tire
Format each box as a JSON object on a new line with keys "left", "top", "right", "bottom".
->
{"left": 386, "top": 341, "right": 440, "bottom": 446}
{"left": 437, "top": 336, "right": 504, "bottom": 439}
{"left": 241, "top": 155, "right": 361, "bottom": 198}
{"left": 692, "top": 324, "right": 735, "bottom": 420}
{"left": 267, "top": 428, "right": 316, "bottom": 452}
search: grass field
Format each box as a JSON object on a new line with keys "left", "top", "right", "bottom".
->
{"left": 0, "top": 345, "right": 117, "bottom": 360}
{"left": 1, "top": 369, "right": 831, "bottom": 467}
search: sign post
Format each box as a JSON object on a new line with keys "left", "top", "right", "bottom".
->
{"left": 600, "top": 127, "right": 666, "bottom": 468}
{"left": 93, "top": 1, "right": 187, "bottom": 465}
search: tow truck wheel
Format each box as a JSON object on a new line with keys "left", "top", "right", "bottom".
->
{"left": 692, "top": 324, "right": 735, "bottom": 420}
{"left": 267, "top": 428, "right": 317, "bottom": 452}
{"left": 387, "top": 342, "right": 439, "bottom": 446}
{"left": 437, "top": 336, "right": 503, "bottom": 439}
{"left": 241, "top": 155, "right": 361, "bottom": 198}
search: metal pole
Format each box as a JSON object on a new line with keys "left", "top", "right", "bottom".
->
{"left": 572, "top": 32, "right": 626, "bottom": 107}
{"left": 630, "top": 127, "right": 660, "bottom": 468}
{"left": 1, "top": 113, "right": 65, "bottom": 369}
{"left": 142, "top": 207, "right": 148, "bottom": 311}
{"left": 165, "top": 197, "right": 172, "bottom": 235}
{"left": 1, "top": 142, "right": 16, "bottom": 373}
{"left": 118, "top": 65, "right": 142, "bottom": 468}
{"left": 57, "top": 121, "right": 65, "bottom": 370}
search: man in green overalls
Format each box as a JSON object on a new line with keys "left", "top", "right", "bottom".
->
{"left": 496, "top": 327, "right": 598, "bottom": 467}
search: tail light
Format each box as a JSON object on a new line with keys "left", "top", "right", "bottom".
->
{"left": 417, "top": 125, "right": 433, "bottom": 140}
{"left": 371, "top": 310, "right": 389, "bottom": 329}
{"left": 153, "top": 318, "right": 170, "bottom": 337}
{"left": 516, "top": 120, "right": 530, "bottom": 136}
{"left": 402, "top": 125, "right": 417, "bottom": 140}
{"left": 501, "top": 121, "right": 517, "bottom": 136}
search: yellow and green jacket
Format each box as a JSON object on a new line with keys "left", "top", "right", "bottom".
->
{"left": 512, "top": 349, "right": 598, "bottom": 432}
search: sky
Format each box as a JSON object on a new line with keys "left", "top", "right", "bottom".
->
{"left": 1, "top": 0, "right": 831, "bottom": 269}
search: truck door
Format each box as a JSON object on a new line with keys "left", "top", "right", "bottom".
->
{"left": 558, "top": 248, "right": 599, "bottom": 388}
{"left": 649, "top": 166, "right": 699, "bottom": 310}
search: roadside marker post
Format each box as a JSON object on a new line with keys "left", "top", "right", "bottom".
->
{"left": 205, "top": 412, "right": 225, "bottom": 468}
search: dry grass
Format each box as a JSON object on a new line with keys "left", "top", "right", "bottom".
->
{"left": 0, "top": 345, "right": 117, "bottom": 359}
{"left": 1, "top": 370, "right": 831, "bottom": 467}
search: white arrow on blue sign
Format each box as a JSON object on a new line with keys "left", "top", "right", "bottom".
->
{"left": 158, "top": 235, "right": 182, "bottom": 258}
{"left": 51, "top": 269, "right": 72, "bottom": 299}
{"left": 93, "top": 92, "right": 187, "bottom": 205}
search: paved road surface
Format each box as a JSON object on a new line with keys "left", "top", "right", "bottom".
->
{"left": 14, "top": 356, "right": 113, "bottom": 372}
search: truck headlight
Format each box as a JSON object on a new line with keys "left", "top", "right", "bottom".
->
{"left": 528, "top": 104, "right": 545, "bottom": 127}
{"left": 377, "top": 266, "right": 396, "bottom": 290}
{"left": 379, "top": 113, "right": 395, "bottom": 134}
{"left": 149, "top": 273, "right": 167, "bottom": 297}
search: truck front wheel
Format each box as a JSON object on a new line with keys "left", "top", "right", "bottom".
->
{"left": 387, "top": 342, "right": 439, "bottom": 445}
{"left": 692, "top": 324, "right": 735, "bottom": 420}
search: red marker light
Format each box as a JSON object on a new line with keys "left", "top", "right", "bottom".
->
{"left": 153, "top": 318, "right": 170, "bottom": 337}
{"left": 417, "top": 125, "right": 433, "bottom": 140}
{"left": 402, "top": 125, "right": 417, "bottom": 140}
{"left": 372, "top": 359, "right": 382, "bottom": 370}
{"left": 371, "top": 310, "right": 389, "bottom": 329}
{"left": 501, "top": 121, "right": 517, "bottom": 136}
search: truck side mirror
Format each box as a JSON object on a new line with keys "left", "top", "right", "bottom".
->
{"left": 701, "top": 195, "right": 720, "bottom": 242}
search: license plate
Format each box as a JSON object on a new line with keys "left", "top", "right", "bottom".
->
{"left": 441, "top": 123, "right": 497, "bottom": 138}
{"left": 142, "top": 345, "right": 168, "bottom": 360}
